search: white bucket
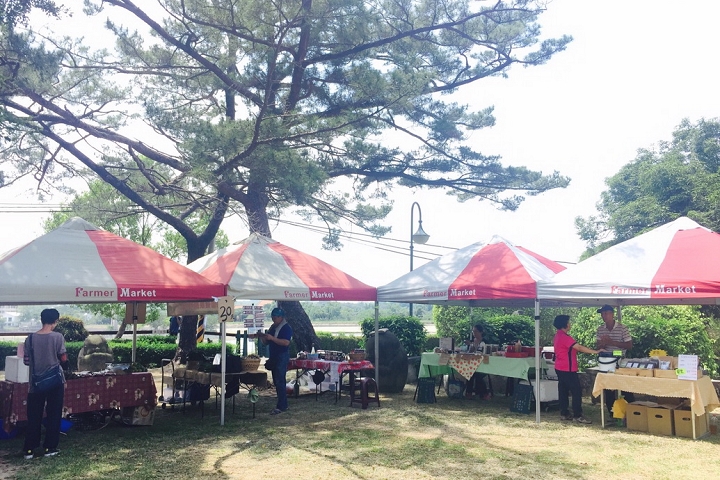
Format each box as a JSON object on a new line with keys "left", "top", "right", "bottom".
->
{"left": 598, "top": 356, "right": 619, "bottom": 372}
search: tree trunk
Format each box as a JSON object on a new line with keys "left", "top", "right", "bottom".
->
{"left": 113, "top": 321, "right": 128, "bottom": 340}
{"left": 176, "top": 315, "right": 199, "bottom": 363}
{"left": 245, "top": 184, "right": 319, "bottom": 352}
{"left": 278, "top": 301, "right": 320, "bottom": 352}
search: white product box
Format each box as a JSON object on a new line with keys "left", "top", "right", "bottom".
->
{"left": 519, "top": 379, "right": 559, "bottom": 402}
{"left": 5, "top": 356, "right": 30, "bottom": 383}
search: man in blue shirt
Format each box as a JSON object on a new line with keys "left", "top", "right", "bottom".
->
{"left": 259, "top": 308, "right": 293, "bottom": 414}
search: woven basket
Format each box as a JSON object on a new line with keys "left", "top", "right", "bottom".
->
{"left": 348, "top": 352, "right": 366, "bottom": 362}
{"left": 241, "top": 357, "right": 261, "bottom": 371}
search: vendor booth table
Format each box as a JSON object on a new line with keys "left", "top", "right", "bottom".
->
{"left": 164, "top": 367, "right": 266, "bottom": 418}
{"left": 418, "top": 352, "right": 549, "bottom": 405}
{"left": 592, "top": 373, "right": 720, "bottom": 439}
{"left": 1, "top": 372, "right": 157, "bottom": 433}
{"left": 287, "top": 358, "right": 374, "bottom": 402}
{"left": 208, "top": 371, "right": 267, "bottom": 418}
{"left": 419, "top": 352, "right": 544, "bottom": 381}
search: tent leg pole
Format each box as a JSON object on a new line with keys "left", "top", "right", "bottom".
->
{"left": 374, "top": 301, "right": 379, "bottom": 392}
{"left": 534, "top": 300, "right": 541, "bottom": 424}
{"left": 132, "top": 302, "right": 138, "bottom": 364}
{"left": 220, "top": 320, "right": 226, "bottom": 426}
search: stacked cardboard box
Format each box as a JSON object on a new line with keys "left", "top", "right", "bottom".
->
{"left": 647, "top": 406, "right": 674, "bottom": 436}
{"left": 674, "top": 408, "right": 708, "bottom": 438}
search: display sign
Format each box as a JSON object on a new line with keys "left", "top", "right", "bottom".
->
{"left": 124, "top": 302, "right": 146, "bottom": 324}
{"left": 676, "top": 354, "right": 699, "bottom": 380}
{"left": 242, "top": 304, "right": 265, "bottom": 333}
{"left": 217, "top": 296, "right": 235, "bottom": 322}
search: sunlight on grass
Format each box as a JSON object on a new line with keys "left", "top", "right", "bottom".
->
{"left": 2, "top": 378, "right": 719, "bottom": 480}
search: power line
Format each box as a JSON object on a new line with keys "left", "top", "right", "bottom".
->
{"left": 271, "top": 217, "right": 452, "bottom": 262}
{"left": 0, "top": 202, "right": 576, "bottom": 264}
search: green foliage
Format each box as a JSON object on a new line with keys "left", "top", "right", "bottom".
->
{"left": 0, "top": 341, "right": 17, "bottom": 369}
{"left": 482, "top": 315, "right": 535, "bottom": 346}
{"left": 54, "top": 316, "right": 89, "bottom": 342}
{"left": 424, "top": 334, "right": 440, "bottom": 352}
{"left": 433, "top": 306, "right": 473, "bottom": 341}
{"left": 576, "top": 118, "right": 720, "bottom": 253}
{"left": 315, "top": 332, "right": 362, "bottom": 353}
{"left": 359, "top": 315, "right": 427, "bottom": 357}
{"left": 433, "top": 306, "right": 536, "bottom": 346}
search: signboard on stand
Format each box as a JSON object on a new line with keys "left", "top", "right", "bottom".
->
{"left": 124, "top": 302, "right": 146, "bottom": 324}
{"left": 243, "top": 305, "right": 265, "bottom": 333}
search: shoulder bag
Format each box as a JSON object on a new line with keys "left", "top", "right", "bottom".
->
{"left": 29, "top": 334, "right": 64, "bottom": 393}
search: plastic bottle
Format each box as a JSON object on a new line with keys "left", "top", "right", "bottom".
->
{"left": 311, "top": 344, "right": 316, "bottom": 354}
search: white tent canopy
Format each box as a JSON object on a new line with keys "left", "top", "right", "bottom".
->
{"left": 537, "top": 217, "right": 720, "bottom": 306}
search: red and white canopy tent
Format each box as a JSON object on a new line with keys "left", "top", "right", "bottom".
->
{"left": 378, "top": 235, "right": 565, "bottom": 307}
{"left": 536, "top": 217, "right": 720, "bottom": 432}
{"left": 182, "top": 233, "right": 377, "bottom": 425}
{"left": 378, "top": 235, "right": 566, "bottom": 422}
{"left": 187, "top": 233, "right": 377, "bottom": 302}
{"left": 537, "top": 217, "right": 720, "bottom": 306}
{"left": 0, "top": 217, "right": 227, "bottom": 360}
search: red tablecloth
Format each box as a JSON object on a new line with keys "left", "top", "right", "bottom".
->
{"left": 288, "top": 359, "right": 374, "bottom": 383}
{"left": 1, "top": 372, "right": 157, "bottom": 432}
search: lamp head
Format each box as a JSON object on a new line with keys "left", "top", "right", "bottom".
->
{"left": 412, "top": 222, "right": 430, "bottom": 244}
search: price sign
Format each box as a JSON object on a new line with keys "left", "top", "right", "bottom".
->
{"left": 217, "top": 296, "right": 235, "bottom": 323}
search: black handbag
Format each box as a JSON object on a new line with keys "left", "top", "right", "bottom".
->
{"left": 264, "top": 357, "right": 277, "bottom": 371}
{"left": 29, "top": 334, "right": 64, "bottom": 393}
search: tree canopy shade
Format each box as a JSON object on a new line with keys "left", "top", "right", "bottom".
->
{"left": 575, "top": 118, "right": 720, "bottom": 257}
{"left": 1, "top": 0, "right": 571, "bottom": 351}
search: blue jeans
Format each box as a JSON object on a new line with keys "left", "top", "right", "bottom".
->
{"left": 271, "top": 351, "right": 290, "bottom": 411}
{"left": 23, "top": 382, "right": 65, "bottom": 452}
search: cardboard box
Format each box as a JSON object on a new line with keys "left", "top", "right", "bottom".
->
{"left": 653, "top": 369, "right": 677, "bottom": 379}
{"left": 647, "top": 407, "right": 674, "bottom": 436}
{"left": 121, "top": 405, "right": 155, "bottom": 426}
{"left": 615, "top": 367, "right": 654, "bottom": 377}
{"left": 626, "top": 404, "right": 649, "bottom": 432}
{"left": 673, "top": 409, "right": 708, "bottom": 438}
{"left": 656, "top": 356, "right": 677, "bottom": 369}
{"left": 5, "top": 356, "right": 29, "bottom": 383}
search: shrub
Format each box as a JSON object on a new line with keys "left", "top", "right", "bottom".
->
{"left": 315, "top": 332, "right": 361, "bottom": 353}
{"left": 360, "top": 315, "right": 427, "bottom": 357}
{"left": 54, "top": 316, "right": 89, "bottom": 342}
{"left": 433, "top": 305, "right": 472, "bottom": 340}
{"left": 482, "top": 314, "right": 535, "bottom": 346}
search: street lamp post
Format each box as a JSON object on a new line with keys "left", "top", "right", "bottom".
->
{"left": 409, "top": 202, "right": 430, "bottom": 317}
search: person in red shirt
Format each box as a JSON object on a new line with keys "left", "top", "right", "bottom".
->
{"left": 553, "top": 315, "right": 599, "bottom": 424}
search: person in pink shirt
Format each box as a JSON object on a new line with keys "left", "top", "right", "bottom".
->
{"left": 553, "top": 315, "right": 599, "bottom": 424}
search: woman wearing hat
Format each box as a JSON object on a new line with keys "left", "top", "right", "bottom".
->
{"left": 258, "top": 307, "right": 293, "bottom": 415}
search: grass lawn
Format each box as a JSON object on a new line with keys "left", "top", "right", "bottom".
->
{"left": 1, "top": 371, "right": 719, "bottom": 480}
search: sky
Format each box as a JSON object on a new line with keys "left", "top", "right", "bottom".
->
{"left": 2, "top": 0, "right": 720, "bottom": 288}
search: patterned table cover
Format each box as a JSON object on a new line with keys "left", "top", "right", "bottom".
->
{"left": 287, "top": 359, "right": 374, "bottom": 384}
{"left": 1, "top": 372, "right": 157, "bottom": 432}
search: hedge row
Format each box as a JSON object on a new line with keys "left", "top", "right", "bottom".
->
{"left": 0, "top": 333, "right": 442, "bottom": 371}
